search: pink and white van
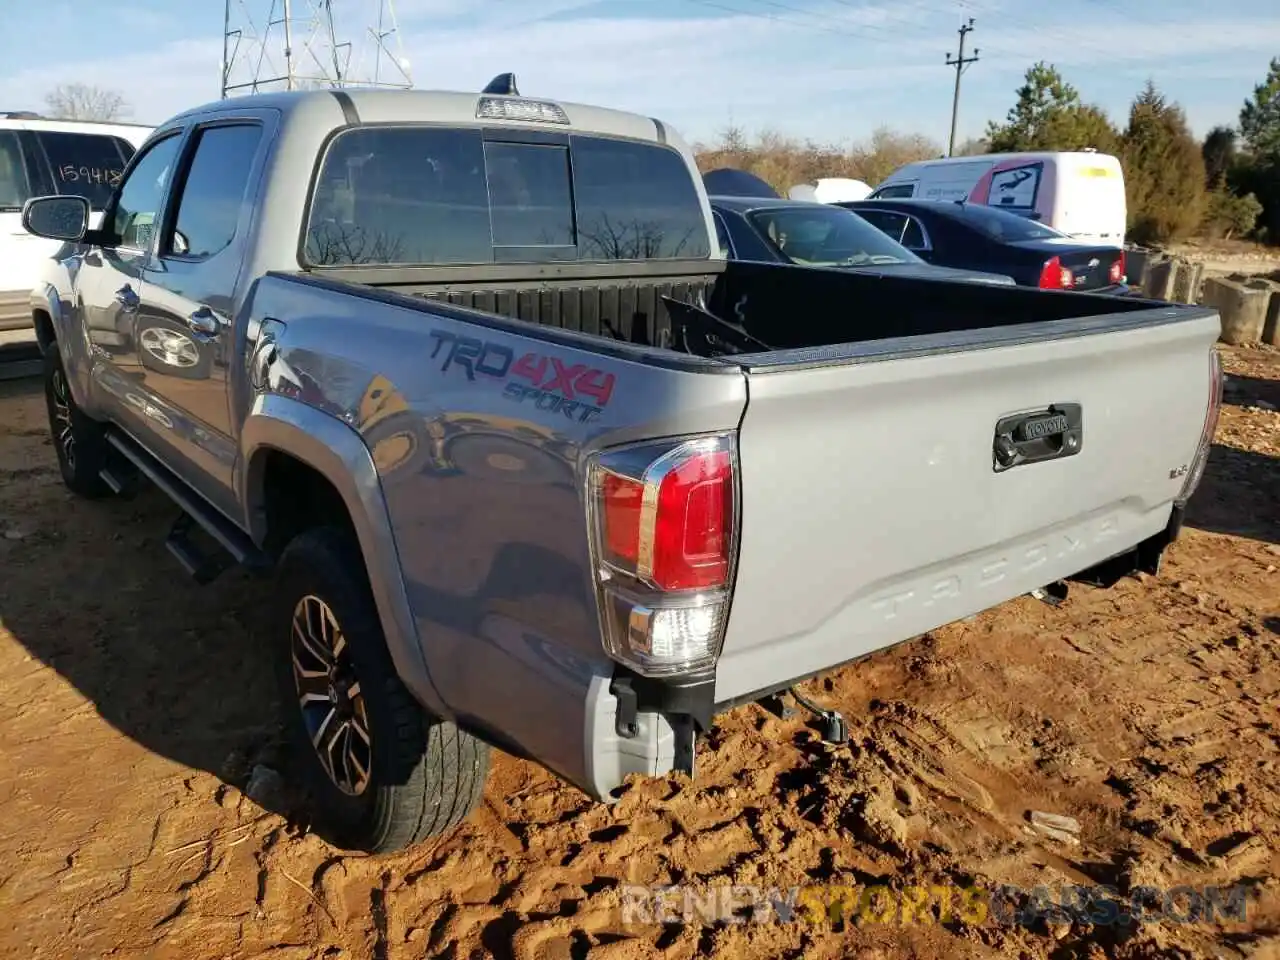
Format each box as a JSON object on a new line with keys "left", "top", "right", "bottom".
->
{"left": 868, "top": 151, "right": 1127, "bottom": 246}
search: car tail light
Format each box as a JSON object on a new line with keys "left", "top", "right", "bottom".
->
{"left": 587, "top": 434, "right": 738, "bottom": 676}
{"left": 1108, "top": 251, "right": 1125, "bottom": 285}
{"left": 1175, "top": 349, "right": 1223, "bottom": 507}
{"left": 1038, "top": 256, "right": 1074, "bottom": 290}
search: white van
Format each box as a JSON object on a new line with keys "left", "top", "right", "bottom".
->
{"left": 787, "top": 177, "right": 872, "bottom": 204}
{"left": 868, "top": 151, "right": 1127, "bottom": 245}
{"left": 0, "top": 112, "right": 153, "bottom": 339}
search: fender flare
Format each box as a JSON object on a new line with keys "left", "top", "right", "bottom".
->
{"left": 31, "top": 282, "right": 95, "bottom": 410}
{"left": 239, "top": 392, "right": 450, "bottom": 720}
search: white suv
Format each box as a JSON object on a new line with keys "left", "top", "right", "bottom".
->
{"left": 0, "top": 112, "right": 153, "bottom": 341}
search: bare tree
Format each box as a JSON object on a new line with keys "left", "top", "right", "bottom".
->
{"left": 305, "top": 221, "right": 406, "bottom": 265}
{"left": 952, "top": 136, "right": 991, "bottom": 156}
{"left": 43, "top": 84, "right": 131, "bottom": 121}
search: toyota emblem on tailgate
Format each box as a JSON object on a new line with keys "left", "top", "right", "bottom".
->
{"left": 1016, "top": 413, "right": 1069, "bottom": 441}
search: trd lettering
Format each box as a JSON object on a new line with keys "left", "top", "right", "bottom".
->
{"left": 428, "top": 330, "right": 514, "bottom": 381}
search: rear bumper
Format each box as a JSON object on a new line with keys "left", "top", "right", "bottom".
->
{"left": 578, "top": 504, "right": 1186, "bottom": 793}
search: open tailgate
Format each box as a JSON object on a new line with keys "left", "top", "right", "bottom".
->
{"left": 715, "top": 306, "right": 1221, "bottom": 702}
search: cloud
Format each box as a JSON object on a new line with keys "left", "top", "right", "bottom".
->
{"left": 1, "top": 1, "right": 1277, "bottom": 144}
{"left": 0, "top": 39, "right": 225, "bottom": 125}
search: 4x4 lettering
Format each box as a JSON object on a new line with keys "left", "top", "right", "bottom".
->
{"left": 574, "top": 368, "right": 615, "bottom": 406}
{"left": 513, "top": 352, "right": 616, "bottom": 406}
{"left": 543, "top": 359, "right": 587, "bottom": 399}
{"left": 511, "top": 353, "right": 548, "bottom": 386}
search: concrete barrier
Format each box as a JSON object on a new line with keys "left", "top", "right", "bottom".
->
{"left": 1142, "top": 258, "right": 1178, "bottom": 300}
{"left": 1251, "top": 279, "right": 1280, "bottom": 347}
{"left": 1124, "top": 247, "right": 1154, "bottom": 287}
{"left": 1201, "top": 276, "right": 1272, "bottom": 344}
{"left": 1172, "top": 259, "right": 1203, "bottom": 305}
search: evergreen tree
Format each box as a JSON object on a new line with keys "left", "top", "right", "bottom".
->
{"left": 1120, "top": 82, "right": 1206, "bottom": 244}
{"left": 1239, "top": 57, "right": 1280, "bottom": 161}
{"left": 986, "top": 63, "right": 1119, "bottom": 153}
{"left": 1235, "top": 58, "right": 1280, "bottom": 240}
{"left": 1201, "top": 126, "right": 1237, "bottom": 187}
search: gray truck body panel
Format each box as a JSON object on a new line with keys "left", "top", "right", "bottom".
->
{"left": 32, "top": 87, "right": 1219, "bottom": 800}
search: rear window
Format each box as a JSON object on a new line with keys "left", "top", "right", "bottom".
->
{"left": 745, "top": 205, "right": 921, "bottom": 267}
{"left": 36, "top": 131, "right": 135, "bottom": 210}
{"left": 947, "top": 202, "right": 1066, "bottom": 242}
{"left": 303, "top": 126, "right": 710, "bottom": 266}
{"left": 0, "top": 131, "right": 32, "bottom": 210}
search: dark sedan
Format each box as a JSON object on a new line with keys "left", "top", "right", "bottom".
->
{"left": 839, "top": 198, "right": 1132, "bottom": 293}
{"left": 709, "top": 196, "right": 1016, "bottom": 286}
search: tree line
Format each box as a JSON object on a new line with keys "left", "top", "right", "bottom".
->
{"left": 38, "top": 61, "right": 1280, "bottom": 248}
{"left": 694, "top": 59, "right": 1280, "bottom": 248}
{"left": 981, "top": 59, "right": 1279, "bottom": 245}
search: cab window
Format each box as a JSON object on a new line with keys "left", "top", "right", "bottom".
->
{"left": 109, "top": 134, "right": 182, "bottom": 251}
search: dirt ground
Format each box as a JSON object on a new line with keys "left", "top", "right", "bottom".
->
{"left": 1161, "top": 240, "right": 1280, "bottom": 282}
{"left": 1, "top": 346, "right": 1277, "bottom": 960}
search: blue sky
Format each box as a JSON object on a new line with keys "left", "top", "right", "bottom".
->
{"left": 2, "top": 0, "right": 1278, "bottom": 148}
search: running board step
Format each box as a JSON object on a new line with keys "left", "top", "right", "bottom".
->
{"left": 166, "top": 513, "right": 228, "bottom": 585}
{"left": 104, "top": 429, "right": 270, "bottom": 582}
{"left": 98, "top": 459, "right": 141, "bottom": 499}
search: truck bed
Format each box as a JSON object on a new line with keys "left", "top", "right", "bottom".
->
{"left": 299, "top": 257, "right": 1165, "bottom": 359}
{"left": 307, "top": 260, "right": 722, "bottom": 353}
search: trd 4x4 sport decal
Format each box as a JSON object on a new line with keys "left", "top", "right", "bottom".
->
{"left": 428, "top": 329, "right": 616, "bottom": 424}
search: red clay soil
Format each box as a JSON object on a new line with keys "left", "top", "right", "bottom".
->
{"left": 0, "top": 346, "right": 1277, "bottom": 960}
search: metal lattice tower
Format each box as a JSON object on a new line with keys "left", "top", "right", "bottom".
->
{"left": 221, "top": 0, "right": 413, "bottom": 98}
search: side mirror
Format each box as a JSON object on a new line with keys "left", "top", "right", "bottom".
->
{"left": 22, "top": 195, "right": 90, "bottom": 243}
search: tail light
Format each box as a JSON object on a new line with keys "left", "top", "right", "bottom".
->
{"left": 587, "top": 434, "right": 738, "bottom": 677}
{"left": 1108, "top": 251, "right": 1125, "bottom": 286}
{"left": 1038, "top": 256, "right": 1073, "bottom": 290}
{"left": 1175, "top": 349, "right": 1223, "bottom": 507}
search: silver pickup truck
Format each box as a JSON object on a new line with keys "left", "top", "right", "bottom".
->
{"left": 21, "top": 78, "right": 1224, "bottom": 855}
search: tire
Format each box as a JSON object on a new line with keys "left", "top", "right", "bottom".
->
{"left": 135, "top": 316, "right": 213, "bottom": 380}
{"left": 272, "top": 526, "right": 489, "bottom": 854}
{"left": 43, "top": 343, "right": 112, "bottom": 499}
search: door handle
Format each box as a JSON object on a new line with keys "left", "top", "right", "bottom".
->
{"left": 114, "top": 284, "right": 139, "bottom": 311}
{"left": 187, "top": 306, "right": 219, "bottom": 338}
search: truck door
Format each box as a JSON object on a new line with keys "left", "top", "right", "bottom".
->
{"left": 134, "top": 118, "right": 269, "bottom": 519}
{"left": 74, "top": 132, "right": 184, "bottom": 407}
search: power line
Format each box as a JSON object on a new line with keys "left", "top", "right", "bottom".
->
{"left": 944, "top": 17, "right": 979, "bottom": 156}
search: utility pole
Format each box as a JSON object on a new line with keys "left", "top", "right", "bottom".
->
{"left": 945, "top": 18, "right": 980, "bottom": 157}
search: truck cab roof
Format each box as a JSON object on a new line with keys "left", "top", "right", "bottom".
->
{"left": 163, "top": 88, "right": 680, "bottom": 149}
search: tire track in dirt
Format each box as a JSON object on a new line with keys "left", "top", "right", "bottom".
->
{"left": 0, "top": 349, "right": 1277, "bottom": 959}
